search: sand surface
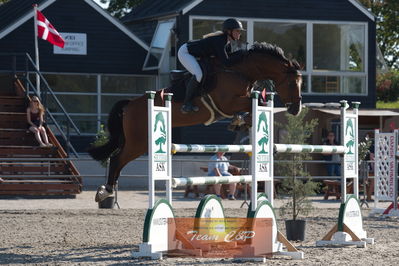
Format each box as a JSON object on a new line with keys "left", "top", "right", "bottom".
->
{"left": 1, "top": 191, "right": 398, "bottom": 265}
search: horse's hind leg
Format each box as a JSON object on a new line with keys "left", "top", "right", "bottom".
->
{"left": 95, "top": 142, "right": 146, "bottom": 202}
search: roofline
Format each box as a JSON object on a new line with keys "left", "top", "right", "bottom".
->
{"left": 123, "top": 0, "right": 203, "bottom": 23}
{"left": 84, "top": 0, "right": 149, "bottom": 51}
{"left": 182, "top": 0, "right": 203, "bottom": 15}
{"left": 348, "top": 0, "right": 375, "bottom": 21}
{"left": 0, "top": 0, "right": 149, "bottom": 51}
{"left": 0, "top": 0, "right": 56, "bottom": 39}
{"left": 124, "top": 12, "right": 179, "bottom": 23}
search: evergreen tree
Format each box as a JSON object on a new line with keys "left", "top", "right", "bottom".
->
{"left": 276, "top": 108, "right": 319, "bottom": 221}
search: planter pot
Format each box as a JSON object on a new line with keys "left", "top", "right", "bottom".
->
{"left": 285, "top": 219, "right": 306, "bottom": 241}
{"left": 98, "top": 196, "right": 115, "bottom": 209}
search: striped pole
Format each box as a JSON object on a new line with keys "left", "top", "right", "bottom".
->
{"left": 172, "top": 175, "right": 252, "bottom": 188}
{"left": 171, "top": 144, "right": 251, "bottom": 154}
{"left": 274, "top": 144, "right": 345, "bottom": 154}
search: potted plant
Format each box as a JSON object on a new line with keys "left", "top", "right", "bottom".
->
{"left": 275, "top": 108, "right": 319, "bottom": 241}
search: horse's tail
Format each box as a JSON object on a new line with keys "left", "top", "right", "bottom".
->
{"left": 87, "top": 99, "right": 130, "bottom": 161}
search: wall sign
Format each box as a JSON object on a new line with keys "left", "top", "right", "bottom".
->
{"left": 54, "top": 33, "right": 87, "bottom": 55}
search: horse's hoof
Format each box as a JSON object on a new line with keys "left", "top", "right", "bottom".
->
{"left": 95, "top": 185, "right": 113, "bottom": 202}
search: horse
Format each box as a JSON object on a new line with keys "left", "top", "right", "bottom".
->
{"left": 89, "top": 42, "right": 303, "bottom": 202}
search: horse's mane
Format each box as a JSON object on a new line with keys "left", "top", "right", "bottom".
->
{"left": 246, "top": 42, "right": 301, "bottom": 70}
{"left": 248, "top": 42, "right": 287, "bottom": 61}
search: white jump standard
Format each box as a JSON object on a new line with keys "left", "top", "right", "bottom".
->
{"left": 315, "top": 101, "right": 374, "bottom": 248}
{"left": 371, "top": 129, "right": 399, "bottom": 217}
{"left": 133, "top": 91, "right": 304, "bottom": 260}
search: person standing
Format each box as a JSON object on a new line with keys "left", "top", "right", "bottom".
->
{"left": 208, "top": 152, "right": 237, "bottom": 200}
{"left": 323, "top": 131, "right": 341, "bottom": 176}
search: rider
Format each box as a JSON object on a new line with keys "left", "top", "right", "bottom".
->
{"left": 178, "top": 18, "right": 245, "bottom": 114}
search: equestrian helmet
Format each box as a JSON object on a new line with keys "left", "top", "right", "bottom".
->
{"left": 222, "top": 18, "right": 245, "bottom": 31}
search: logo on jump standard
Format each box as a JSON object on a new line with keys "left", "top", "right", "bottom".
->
{"left": 153, "top": 111, "right": 167, "bottom": 173}
{"left": 256, "top": 111, "right": 269, "bottom": 154}
{"left": 154, "top": 112, "right": 167, "bottom": 154}
{"left": 345, "top": 119, "right": 355, "bottom": 155}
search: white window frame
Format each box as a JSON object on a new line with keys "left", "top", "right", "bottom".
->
{"left": 36, "top": 72, "right": 157, "bottom": 135}
{"left": 189, "top": 15, "right": 368, "bottom": 96}
{"left": 143, "top": 19, "right": 176, "bottom": 71}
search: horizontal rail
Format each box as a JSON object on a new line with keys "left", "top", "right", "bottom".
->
{"left": 172, "top": 144, "right": 252, "bottom": 153}
{"left": 172, "top": 175, "right": 252, "bottom": 188}
{"left": 274, "top": 144, "right": 345, "bottom": 154}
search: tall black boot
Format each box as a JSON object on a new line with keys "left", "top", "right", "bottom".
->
{"left": 181, "top": 76, "right": 200, "bottom": 114}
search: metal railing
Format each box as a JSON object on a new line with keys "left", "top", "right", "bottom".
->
{"left": 0, "top": 53, "right": 81, "bottom": 157}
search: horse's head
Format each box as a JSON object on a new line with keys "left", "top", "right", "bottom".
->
{"left": 244, "top": 42, "right": 303, "bottom": 115}
{"left": 274, "top": 60, "right": 302, "bottom": 116}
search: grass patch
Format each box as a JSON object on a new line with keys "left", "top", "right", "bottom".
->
{"left": 376, "top": 101, "right": 399, "bottom": 109}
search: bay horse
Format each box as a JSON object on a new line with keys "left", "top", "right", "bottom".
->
{"left": 89, "top": 42, "right": 302, "bottom": 202}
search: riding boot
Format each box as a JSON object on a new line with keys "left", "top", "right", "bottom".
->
{"left": 181, "top": 76, "right": 200, "bottom": 114}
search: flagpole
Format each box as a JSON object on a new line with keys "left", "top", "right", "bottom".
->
{"left": 33, "top": 4, "right": 40, "bottom": 96}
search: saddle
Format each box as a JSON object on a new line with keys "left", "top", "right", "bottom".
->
{"left": 166, "top": 58, "right": 217, "bottom": 102}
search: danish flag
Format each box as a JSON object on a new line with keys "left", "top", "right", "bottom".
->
{"left": 36, "top": 10, "right": 65, "bottom": 48}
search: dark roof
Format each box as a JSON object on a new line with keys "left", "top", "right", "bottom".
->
{"left": 122, "top": 0, "right": 199, "bottom": 23}
{"left": 0, "top": 0, "right": 48, "bottom": 32}
{"left": 125, "top": 20, "right": 158, "bottom": 45}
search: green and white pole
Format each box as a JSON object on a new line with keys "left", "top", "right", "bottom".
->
{"left": 171, "top": 144, "right": 252, "bottom": 153}
{"left": 251, "top": 91, "right": 274, "bottom": 210}
{"left": 147, "top": 91, "right": 173, "bottom": 208}
{"left": 340, "top": 100, "right": 360, "bottom": 203}
{"left": 274, "top": 144, "right": 345, "bottom": 154}
{"left": 172, "top": 175, "right": 253, "bottom": 187}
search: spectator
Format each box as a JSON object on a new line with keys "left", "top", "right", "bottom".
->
{"left": 323, "top": 131, "right": 341, "bottom": 176}
{"left": 26, "top": 96, "right": 53, "bottom": 148}
{"left": 208, "top": 152, "right": 237, "bottom": 200}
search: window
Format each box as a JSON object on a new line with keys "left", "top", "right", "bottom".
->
{"left": 101, "top": 75, "right": 156, "bottom": 94}
{"left": 143, "top": 20, "right": 175, "bottom": 70}
{"left": 254, "top": 22, "right": 306, "bottom": 69}
{"left": 190, "top": 17, "right": 368, "bottom": 95}
{"left": 312, "top": 23, "right": 366, "bottom": 94}
{"left": 313, "top": 24, "right": 365, "bottom": 72}
{"left": 36, "top": 73, "right": 156, "bottom": 135}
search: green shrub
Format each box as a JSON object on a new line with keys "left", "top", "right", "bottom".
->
{"left": 376, "top": 70, "right": 399, "bottom": 102}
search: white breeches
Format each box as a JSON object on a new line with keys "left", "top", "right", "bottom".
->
{"left": 178, "top": 43, "right": 203, "bottom": 82}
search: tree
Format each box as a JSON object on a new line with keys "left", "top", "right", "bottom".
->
{"left": 100, "top": 0, "right": 145, "bottom": 19}
{"left": 358, "top": 0, "right": 399, "bottom": 69}
{"left": 275, "top": 108, "right": 319, "bottom": 221}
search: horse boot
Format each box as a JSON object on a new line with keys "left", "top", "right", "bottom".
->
{"left": 95, "top": 184, "right": 113, "bottom": 202}
{"left": 181, "top": 76, "right": 200, "bottom": 114}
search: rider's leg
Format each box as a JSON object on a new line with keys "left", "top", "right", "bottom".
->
{"left": 181, "top": 76, "right": 200, "bottom": 113}
{"left": 178, "top": 44, "right": 202, "bottom": 113}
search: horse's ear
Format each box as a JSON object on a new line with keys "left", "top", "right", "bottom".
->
{"left": 291, "top": 59, "right": 302, "bottom": 70}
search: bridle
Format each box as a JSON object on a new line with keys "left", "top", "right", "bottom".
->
{"left": 274, "top": 69, "right": 302, "bottom": 108}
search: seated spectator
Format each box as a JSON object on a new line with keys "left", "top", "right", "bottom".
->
{"left": 208, "top": 152, "right": 237, "bottom": 200}
{"left": 323, "top": 131, "right": 340, "bottom": 176}
{"left": 26, "top": 96, "right": 53, "bottom": 148}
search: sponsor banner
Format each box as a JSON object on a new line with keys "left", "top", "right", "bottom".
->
{"left": 168, "top": 218, "right": 273, "bottom": 258}
{"left": 54, "top": 33, "right": 87, "bottom": 55}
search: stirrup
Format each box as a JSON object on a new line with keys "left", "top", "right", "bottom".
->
{"left": 181, "top": 103, "right": 198, "bottom": 114}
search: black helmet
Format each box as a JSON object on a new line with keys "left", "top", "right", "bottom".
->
{"left": 222, "top": 18, "right": 245, "bottom": 31}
